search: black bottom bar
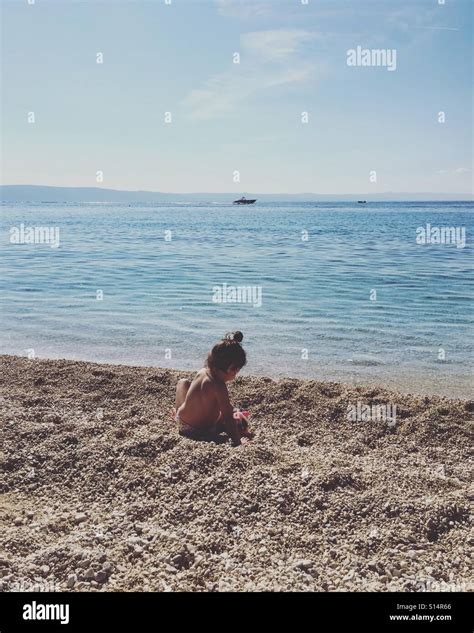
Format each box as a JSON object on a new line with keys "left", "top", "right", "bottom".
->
{"left": 0, "top": 591, "right": 471, "bottom": 633}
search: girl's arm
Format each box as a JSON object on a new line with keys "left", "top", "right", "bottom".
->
{"left": 215, "top": 382, "right": 242, "bottom": 446}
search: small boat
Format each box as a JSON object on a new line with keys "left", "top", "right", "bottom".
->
{"left": 357, "top": 200, "right": 367, "bottom": 204}
{"left": 233, "top": 196, "right": 256, "bottom": 205}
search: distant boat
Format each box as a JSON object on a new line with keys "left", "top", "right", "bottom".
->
{"left": 357, "top": 200, "right": 367, "bottom": 204}
{"left": 233, "top": 196, "right": 256, "bottom": 205}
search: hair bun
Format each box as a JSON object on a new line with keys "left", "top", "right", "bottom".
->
{"left": 225, "top": 331, "right": 243, "bottom": 343}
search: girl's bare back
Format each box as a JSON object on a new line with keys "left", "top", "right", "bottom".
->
{"left": 177, "top": 369, "right": 221, "bottom": 428}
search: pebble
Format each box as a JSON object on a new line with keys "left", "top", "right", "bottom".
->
{"left": 40, "top": 565, "right": 50, "bottom": 575}
{"left": 13, "top": 517, "right": 23, "bottom": 526}
{"left": 67, "top": 574, "right": 76, "bottom": 588}
{"left": 95, "top": 571, "right": 107, "bottom": 583}
{"left": 73, "top": 513, "right": 87, "bottom": 524}
{"left": 292, "top": 560, "right": 313, "bottom": 571}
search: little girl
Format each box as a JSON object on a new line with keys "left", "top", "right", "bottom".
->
{"left": 174, "top": 331, "right": 251, "bottom": 446}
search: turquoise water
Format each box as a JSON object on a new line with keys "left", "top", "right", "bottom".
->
{"left": 1, "top": 201, "right": 473, "bottom": 398}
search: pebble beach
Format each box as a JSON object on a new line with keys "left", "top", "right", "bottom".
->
{"left": 0, "top": 355, "right": 472, "bottom": 592}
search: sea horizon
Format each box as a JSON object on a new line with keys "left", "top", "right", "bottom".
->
{"left": 1, "top": 184, "right": 473, "bottom": 204}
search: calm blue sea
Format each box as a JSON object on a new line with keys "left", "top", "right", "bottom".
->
{"left": 1, "top": 201, "right": 473, "bottom": 398}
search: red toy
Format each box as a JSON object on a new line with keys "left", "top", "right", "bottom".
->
{"left": 233, "top": 409, "right": 253, "bottom": 438}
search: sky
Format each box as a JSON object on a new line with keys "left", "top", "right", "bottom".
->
{"left": 1, "top": 0, "right": 473, "bottom": 194}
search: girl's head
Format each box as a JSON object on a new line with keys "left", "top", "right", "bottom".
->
{"left": 207, "top": 331, "right": 246, "bottom": 381}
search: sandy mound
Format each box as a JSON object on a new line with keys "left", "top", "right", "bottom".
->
{"left": 0, "top": 355, "right": 472, "bottom": 592}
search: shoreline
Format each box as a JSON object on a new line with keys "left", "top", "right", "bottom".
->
{"left": 1, "top": 354, "right": 472, "bottom": 592}
{"left": 0, "top": 352, "right": 471, "bottom": 401}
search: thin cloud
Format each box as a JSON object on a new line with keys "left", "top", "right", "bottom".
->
{"left": 182, "top": 29, "right": 319, "bottom": 120}
{"left": 437, "top": 167, "right": 471, "bottom": 175}
{"left": 216, "top": 0, "right": 272, "bottom": 19}
{"left": 241, "top": 29, "right": 314, "bottom": 62}
{"left": 413, "top": 26, "right": 460, "bottom": 31}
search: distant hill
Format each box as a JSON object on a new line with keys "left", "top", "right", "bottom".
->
{"left": 1, "top": 185, "right": 472, "bottom": 203}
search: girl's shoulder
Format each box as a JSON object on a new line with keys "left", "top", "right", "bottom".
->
{"left": 197, "top": 368, "right": 221, "bottom": 393}
{"left": 194, "top": 367, "right": 214, "bottom": 385}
